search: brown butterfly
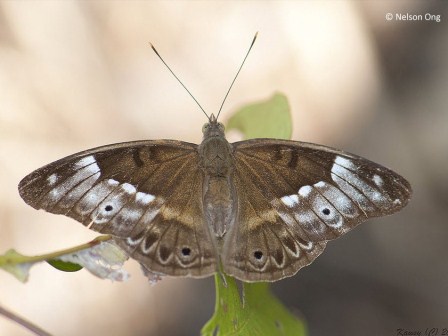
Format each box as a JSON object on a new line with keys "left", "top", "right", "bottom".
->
{"left": 18, "top": 35, "right": 412, "bottom": 282}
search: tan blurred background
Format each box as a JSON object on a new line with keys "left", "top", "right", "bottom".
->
{"left": 0, "top": 1, "right": 447, "bottom": 335}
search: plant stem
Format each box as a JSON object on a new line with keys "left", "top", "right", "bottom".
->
{"left": 0, "top": 304, "right": 52, "bottom": 336}
{"left": 0, "top": 235, "right": 112, "bottom": 267}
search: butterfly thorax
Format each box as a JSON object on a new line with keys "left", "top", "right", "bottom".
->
{"left": 198, "top": 117, "right": 237, "bottom": 239}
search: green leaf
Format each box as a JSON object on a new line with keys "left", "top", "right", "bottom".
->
{"left": 201, "top": 274, "right": 307, "bottom": 336}
{"left": 47, "top": 259, "right": 83, "bottom": 272}
{"left": 226, "top": 93, "right": 292, "bottom": 140}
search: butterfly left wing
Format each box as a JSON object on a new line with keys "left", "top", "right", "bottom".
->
{"left": 222, "top": 139, "right": 411, "bottom": 282}
{"left": 19, "top": 140, "right": 217, "bottom": 278}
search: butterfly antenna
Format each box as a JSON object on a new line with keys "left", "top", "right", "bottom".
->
{"left": 150, "top": 43, "right": 209, "bottom": 120}
{"left": 216, "top": 32, "right": 258, "bottom": 120}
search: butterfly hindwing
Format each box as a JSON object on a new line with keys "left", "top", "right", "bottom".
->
{"left": 222, "top": 167, "right": 327, "bottom": 282}
{"left": 114, "top": 165, "right": 217, "bottom": 278}
{"left": 19, "top": 140, "right": 217, "bottom": 278}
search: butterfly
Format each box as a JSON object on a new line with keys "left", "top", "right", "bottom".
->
{"left": 18, "top": 111, "right": 411, "bottom": 282}
{"left": 18, "top": 35, "right": 412, "bottom": 282}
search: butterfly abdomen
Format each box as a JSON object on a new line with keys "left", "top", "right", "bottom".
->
{"left": 203, "top": 176, "right": 237, "bottom": 238}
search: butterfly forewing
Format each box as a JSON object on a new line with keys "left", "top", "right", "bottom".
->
{"left": 233, "top": 140, "right": 411, "bottom": 241}
{"left": 19, "top": 140, "right": 217, "bottom": 278}
{"left": 219, "top": 139, "right": 411, "bottom": 281}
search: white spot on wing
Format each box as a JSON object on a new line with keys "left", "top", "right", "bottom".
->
{"left": 47, "top": 173, "right": 58, "bottom": 186}
{"left": 309, "top": 190, "right": 343, "bottom": 228}
{"left": 111, "top": 207, "right": 144, "bottom": 232}
{"left": 49, "top": 188, "right": 60, "bottom": 200}
{"left": 373, "top": 174, "right": 384, "bottom": 187}
{"left": 331, "top": 174, "right": 374, "bottom": 211}
{"left": 331, "top": 157, "right": 388, "bottom": 208}
{"left": 136, "top": 192, "right": 155, "bottom": 205}
{"left": 121, "top": 183, "right": 137, "bottom": 194}
{"left": 75, "top": 155, "right": 99, "bottom": 173}
{"left": 45, "top": 163, "right": 101, "bottom": 205}
{"left": 57, "top": 172, "right": 100, "bottom": 209}
{"left": 334, "top": 156, "right": 357, "bottom": 171}
{"left": 108, "top": 179, "right": 119, "bottom": 186}
{"left": 294, "top": 209, "right": 327, "bottom": 237}
{"left": 76, "top": 180, "right": 115, "bottom": 215}
{"left": 91, "top": 197, "right": 124, "bottom": 225}
{"left": 298, "top": 185, "right": 312, "bottom": 197}
{"left": 72, "top": 175, "right": 163, "bottom": 234}
{"left": 295, "top": 210, "right": 315, "bottom": 225}
{"left": 281, "top": 194, "right": 298, "bottom": 208}
{"left": 280, "top": 181, "right": 347, "bottom": 235}
{"left": 313, "top": 181, "right": 357, "bottom": 217}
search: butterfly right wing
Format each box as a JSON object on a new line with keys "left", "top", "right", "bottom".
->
{"left": 19, "top": 140, "right": 217, "bottom": 278}
{"left": 222, "top": 139, "right": 411, "bottom": 282}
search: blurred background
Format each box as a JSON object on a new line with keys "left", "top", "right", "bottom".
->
{"left": 0, "top": 1, "right": 447, "bottom": 335}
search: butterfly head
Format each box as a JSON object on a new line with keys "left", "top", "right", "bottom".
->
{"left": 202, "top": 113, "right": 225, "bottom": 139}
